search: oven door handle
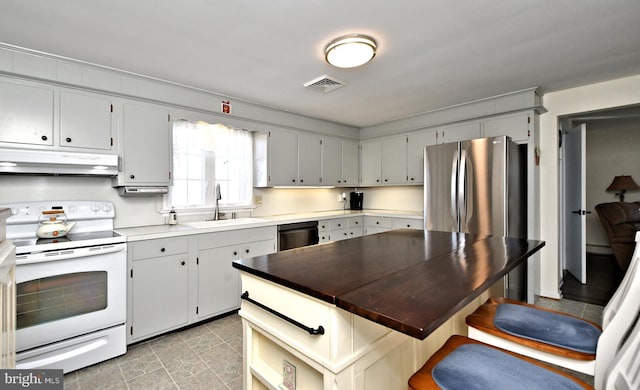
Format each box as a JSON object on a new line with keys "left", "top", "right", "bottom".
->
{"left": 16, "top": 243, "right": 126, "bottom": 265}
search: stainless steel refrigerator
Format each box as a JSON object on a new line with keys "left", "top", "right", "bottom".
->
{"left": 424, "top": 135, "right": 527, "bottom": 300}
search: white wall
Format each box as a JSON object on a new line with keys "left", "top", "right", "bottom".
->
{"left": 251, "top": 187, "right": 353, "bottom": 217}
{"left": 586, "top": 118, "right": 640, "bottom": 252}
{"left": 538, "top": 74, "right": 640, "bottom": 299}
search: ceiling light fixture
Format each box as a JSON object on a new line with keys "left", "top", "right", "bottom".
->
{"left": 325, "top": 34, "right": 377, "bottom": 68}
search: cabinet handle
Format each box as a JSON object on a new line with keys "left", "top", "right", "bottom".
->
{"left": 241, "top": 291, "right": 324, "bottom": 335}
{"left": 376, "top": 221, "right": 380, "bottom": 225}
{"left": 410, "top": 177, "right": 415, "bottom": 181}
{"left": 160, "top": 248, "right": 165, "bottom": 252}
{"left": 344, "top": 232, "right": 348, "bottom": 236}
{"left": 65, "top": 137, "right": 72, "bottom": 143}
{"left": 292, "top": 179, "right": 296, "bottom": 183}
{"left": 355, "top": 221, "right": 359, "bottom": 224}
{"left": 233, "top": 251, "right": 238, "bottom": 256}
{"left": 41, "top": 135, "right": 48, "bottom": 141}
{"left": 300, "top": 179, "right": 304, "bottom": 183}
{"left": 337, "top": 223, "right": 341, "bottom": 227}
{"left": 344, "top": 180, "right": 347, "bottom": 183}
{"left": 245, "top": 249, "right": 250, "bottom": 254}
{"left": 376, "top": 179, "right": 380, "bottom": 182}
{"left": 181, "top": 261, "right": 186, "bottom": 266}
{"left": 384, "top": 179, "right": 388, "bottom": 182}
{"left": 337, "top": 180, "right": 341, "bottom": 183}
{"left": 130, "top": 174, "right": 135, "bottom": 179}
{"left": 407, "top": 224, "right": 411, "bottom": 228}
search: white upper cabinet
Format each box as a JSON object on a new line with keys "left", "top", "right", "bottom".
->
{"left": 298, "top": 132, "right": 322, "bottom": 186}
{"left": 341, "top": 140, "right": 359, "bottom": 186}
{"left": 482, "top": 111, "right": 531, "bottom": 142}
{"left": 268, "top": 128, "right": 298, "bottom": 185}
{"left": 59, "top": 90, "right": 113, "bottom": 150}
{"left": 407, "top": 129, "right": 438, "bottom": 184}
{"left": 118, "top": 102, "right": 172, "bottom": 186}
{"left": 438, "top": 121, "right": 481, "bottom": 144}
{"left": 0, "top": 79, "right": 54, "bottom": 146}
{"left": 361, "top": 135, "right": 408, "bottom": 185}
{"left": 322, "top": 137, "right": 359, "bottom": 187}
{"left": 360, "top": 139, "right": 382, "bottom": 185}
{"left": 381, "top": 135, "right": 407, "bottom": 185}
{"left": 322, "top": 136, "right": 342, "bottom": 186}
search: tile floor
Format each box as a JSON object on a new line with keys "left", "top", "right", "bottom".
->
{"left": 63, "top": 298, "right": 603, "bottom": 390}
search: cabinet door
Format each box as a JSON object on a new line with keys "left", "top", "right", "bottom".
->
{"left": 122, "top": 102, "right": 171, "bottom": 185}
{"left": 440, "top": 121, "right": 481, "bottom": 144}
{"left": 131, "top": 254, "right": 189, "bottom": 340}
{"left": 381, "top": 136, "right": 407, "bottom": 184}
{"left": 298, "top": 133, "right": 322, "bottom": 185}
{"left": 0, "top": 80, "right": 53, "bottom": 146}
{"left": 407, "top": 130, "right": 438, "bottom": 184}
{"left": 322, "top": 136, "right": 342, "bottom": 186}
{"left": 269, "top": 129, "right": 298, "bottom": 185}
{"left": 341, "top": 140, "right": 359, "bottom": 186}
{"left": 60, "top": 90, "right": 112, "bottom": 150}
{"left": 360, "top": 140, "right": 381, "bottom": 185}
{"left": 197, "top": 245, "right": 240, "bottom": 319}
{"left": 483, "top": 112, "right": 530, "bottom": 142}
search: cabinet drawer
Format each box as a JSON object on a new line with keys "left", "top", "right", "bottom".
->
{"left": 329, "top": 218, "right": 348, "bottom": 230}
{"left": 365, "top": 216, "right": 393, "bottom": 229}
{"left": 240, "top": 239, "right": 276, "bottom": 259}
{"left": 392, "top": 218, "right": 423, "bottom": 230}
{"left": 318, "top": 221, "right": 329, "bottom": 232}
{"left": 348, "top": 216, "right": 363, "bottom": 228}
{"left": 330, "top": 228, "right": 349, "bottom": 242}
{"left": 131, "top": 237, "right": 188, "bottom": 260}
{"left": 198, "top": 226, "right": 275, "bottom": 250}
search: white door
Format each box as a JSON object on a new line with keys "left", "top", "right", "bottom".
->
{"left": 565, "top": 124, "right": 587, "bottom": 283}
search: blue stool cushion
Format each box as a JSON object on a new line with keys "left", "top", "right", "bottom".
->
{"left": 432, "top": 343, "right": 584, "bottom": 390}
{"left": 493, "top": 303, "right": 601, "bottom": 354}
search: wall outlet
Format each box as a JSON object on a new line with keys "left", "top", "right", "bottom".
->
{"left": 338, "top": 193, "right": 347, "bottom": 202}
{"left": 282, "top": 359, "right": 296, "bottom": 390}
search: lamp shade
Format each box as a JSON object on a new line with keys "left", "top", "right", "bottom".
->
{"left": 606, "top": 175, "right": 640, "bottom": 191}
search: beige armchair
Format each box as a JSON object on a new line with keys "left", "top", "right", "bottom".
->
{"left": 595, "top": 201, "right": 640, "bottom": 272}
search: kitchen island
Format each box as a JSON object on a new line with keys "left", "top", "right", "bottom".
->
{"left": 233, "top": 229, "right": 544, "bottom": 390}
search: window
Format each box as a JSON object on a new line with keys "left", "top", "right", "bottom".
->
{"left": 169, "top": 120, "right": 253, "bottom": 210}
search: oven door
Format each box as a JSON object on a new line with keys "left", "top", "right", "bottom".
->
{"left": 16, "top": 243, "right": 126, "bottom": 352}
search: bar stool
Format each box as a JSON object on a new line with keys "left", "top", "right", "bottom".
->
{"left": 409, "top": 313, "right": 640, "bottom": 389}
{"left": 464, "top": 232, "right": 640, "bottom": 389}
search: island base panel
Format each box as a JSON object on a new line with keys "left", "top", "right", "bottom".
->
{"left": 240, "top": 272, "right": 504, "bottom": 390}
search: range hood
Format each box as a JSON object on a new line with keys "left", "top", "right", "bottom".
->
{"left": 0, "top": 148, "right": 118, "bottom": 176}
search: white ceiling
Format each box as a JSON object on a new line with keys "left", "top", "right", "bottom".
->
{"left": 1, "top": 1, "right": 640, "bottom": 128}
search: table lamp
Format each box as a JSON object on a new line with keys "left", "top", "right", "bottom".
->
{"left": 606, "top": 175, "right": 640, "bottom": 202}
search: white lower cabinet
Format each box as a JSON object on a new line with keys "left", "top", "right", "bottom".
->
{"left": 365, "top": 216, "right": 423, "bottom": 235}
{"left": 127, "top": 226, "right": 276, "bottom": 344}
{"left": 319, "top": 216, "right": 364, "bottom": 243}
{"left": 196, "top": 228, "right": 276, "bottom": 320}
{"left": 128, "top": 237, "right": 190, "bottom": 343}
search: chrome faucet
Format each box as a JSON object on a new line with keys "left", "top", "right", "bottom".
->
{"left": 214, "top": 183, "right": 222, "bottom": 220}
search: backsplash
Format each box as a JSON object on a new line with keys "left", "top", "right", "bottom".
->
{"left": 0, "top": 176, "right": 424, "bottom": 227}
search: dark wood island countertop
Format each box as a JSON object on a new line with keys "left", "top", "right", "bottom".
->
{"left": 233, "top": 229, "right": 544, "bottom": 339}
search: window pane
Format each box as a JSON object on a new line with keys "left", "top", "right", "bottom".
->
{"left": 169, "top": 120, "right": 252, "bottom": 209}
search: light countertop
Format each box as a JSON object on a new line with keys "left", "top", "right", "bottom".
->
{"left": 116, "top": 209, "right": 422, "bottom": 241}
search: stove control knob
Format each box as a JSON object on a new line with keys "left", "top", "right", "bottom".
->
{"left": 92, "top": 204, "right": 101, "bottom": 212}
{"left": 103, "top": 204, "right": 112, "bottom": 212}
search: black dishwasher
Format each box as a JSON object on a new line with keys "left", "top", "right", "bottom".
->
{"left": 277, "top": 221, "right": 319, "bottom": 251}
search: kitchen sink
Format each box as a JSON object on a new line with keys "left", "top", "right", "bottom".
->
{"left": 182, "top": 218, "right": 270, "bottom": 229}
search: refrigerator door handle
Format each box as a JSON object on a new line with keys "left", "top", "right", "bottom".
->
{"left": 451, "top": 150, "right": 459, "bottom": 227}
{"left": 459, "top": 149, "right": 468, "bottom": 228}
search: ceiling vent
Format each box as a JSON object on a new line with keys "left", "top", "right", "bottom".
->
{"left": 304, "top": 74, "right": 346, "bottom": 93}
